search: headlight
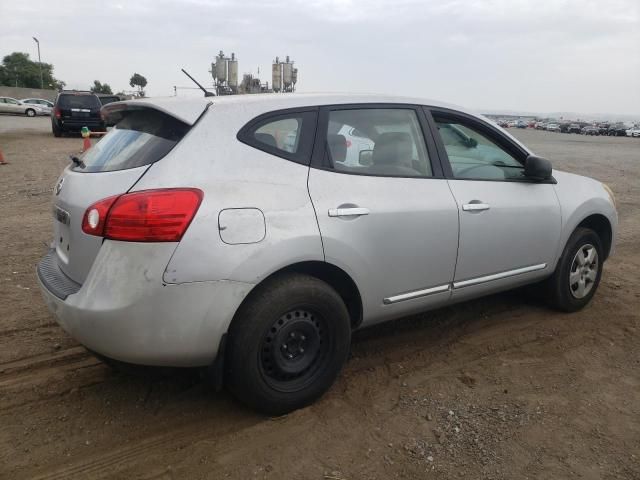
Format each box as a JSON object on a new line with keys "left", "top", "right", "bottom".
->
{"left": 602, "top": 183, "right": 616, "bottom": 208}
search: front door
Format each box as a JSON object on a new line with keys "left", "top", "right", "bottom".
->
{"left": 428, "top": 110, "right": 562, "bottom": 300}
{"left": 308, "top": 106, "right": 460, "bottom": 326}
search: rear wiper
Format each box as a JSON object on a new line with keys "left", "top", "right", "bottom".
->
{"left": 69, "top": 155, "right": 85, "bottom": 169}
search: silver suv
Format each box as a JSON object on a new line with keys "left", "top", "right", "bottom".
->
{"left": 37, "top": 94, "right": 617, "bottom": 414}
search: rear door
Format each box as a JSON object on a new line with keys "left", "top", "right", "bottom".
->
{"left": 426, "top": 108, "right": 562, "bottom": 300}
{"left": 51, "top": 106, "right": 195, "bottom": 284}
{"left": 308, "top": 105, "right": 459, "bottom": 326}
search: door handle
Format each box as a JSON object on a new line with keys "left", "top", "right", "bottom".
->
{"left": 328, "top": 207, "right": 370, "bottom": 217}
{"left": 462, "top": 202, "right": 490, "bottom": 212}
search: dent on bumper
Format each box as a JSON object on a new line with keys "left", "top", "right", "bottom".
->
{"left": 37, "top": 241, "right": 254, "bottom": 367}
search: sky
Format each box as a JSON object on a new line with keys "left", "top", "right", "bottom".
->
{"left": 1, "top": 0, "right": 639, "bottom": 116}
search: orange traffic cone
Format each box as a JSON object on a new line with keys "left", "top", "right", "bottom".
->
{"left": 0, "top": 148, "right": 8, "bottom": 165}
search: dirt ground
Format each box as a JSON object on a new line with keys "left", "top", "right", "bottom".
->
{"left": 0, "top": 115, "right": 639, "bottom": 480}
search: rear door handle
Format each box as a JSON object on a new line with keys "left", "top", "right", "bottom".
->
{"left": 328, "top": 207, "right": 370, "bottom": 217}
{"left": 462, "top": 202, "right": 490, "bottom": 212}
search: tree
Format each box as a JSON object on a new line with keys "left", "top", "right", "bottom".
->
{"left": 129, "top": 73, "right": 147, "bottom": 97}
{"left": 90, "top": 80, "right": 113, "bottom": 94}
{"left": 0, "top": 52, "right": 64, "bottom": 90}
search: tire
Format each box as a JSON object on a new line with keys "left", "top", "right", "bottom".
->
{"left": 52, "top": 123, "right": 62, "bottom": 137}
{"left": 546, "top": 227, "right": 603, "bottom": 312}
{"left": 225, "top": 273, "right": 351, "bottom": 415}
{"left": 25, "top": 108, "right": 36, "bottom": 117}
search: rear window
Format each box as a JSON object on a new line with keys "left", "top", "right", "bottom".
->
{"left": 58, "top": 94, "right": 101, "bottom": 109}
{"left": 73, "top": 109, "right": 190, "bottom": 173}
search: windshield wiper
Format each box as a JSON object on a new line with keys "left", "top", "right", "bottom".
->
{"left": 69, "top": 155, "right": 85, "bottom": 169}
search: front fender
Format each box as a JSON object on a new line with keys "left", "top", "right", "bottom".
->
{"left": 552, "top": 170, "right": 618, "bottom": 265}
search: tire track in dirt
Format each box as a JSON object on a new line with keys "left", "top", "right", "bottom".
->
{"left": 29, "top": 413, "right": 310, "bottom": 480}
{"left": 0, "top": 347, "right": 108, "bottom": 412}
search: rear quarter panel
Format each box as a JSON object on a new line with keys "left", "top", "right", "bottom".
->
{"left": 131, "top": 103, "right": 324, "bottom": 285}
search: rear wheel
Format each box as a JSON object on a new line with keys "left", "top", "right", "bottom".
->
{"left": 25, "top": 108, "right": 36, "bottom": 117}
{"left": 52, "top": 122, "right": 62, "bottom": 137}
{"left": 225, "top": 273, "right": 351, "bottom": 415}
{"left": 546, "top": 227, "right": 603, "bottom": 312}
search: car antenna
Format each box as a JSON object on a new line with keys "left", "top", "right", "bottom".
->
{"left": 181, "top": 68, "right": 215, "bottom": 97}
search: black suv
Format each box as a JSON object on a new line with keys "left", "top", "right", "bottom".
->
{"left": 51, "top": 91, "right": 105, "bottom": 137}
{"left": 607, "top": 124, "right": 627, "bottom": 137}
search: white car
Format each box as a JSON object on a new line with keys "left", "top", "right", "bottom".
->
{"left": 21, "top": 98, "right": 53, "bottom": 115}
{"left": 625, "top": 127, "right": 640, "bottom": 138}
{"left": 37, "top": 94, "right": 617, "bottom": 415}
{"left": 329, "top": 125, "right": 375, "bottom": 166}
{"left": 0, "top": 96, "right": 46, "bottom": 117}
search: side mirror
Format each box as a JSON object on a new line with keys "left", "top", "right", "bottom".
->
{"left": 358, "top": 149, "right": 373, "bottom": 166}
{"left": 524, "top": 155, "right": 552, "bottom": 181}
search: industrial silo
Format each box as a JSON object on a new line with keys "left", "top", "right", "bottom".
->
{"left": 228, "top": 52, "right": 238, "bottom": 91}
{"left": 272, "top": 57, "right": 282, "bottom": 93}
{"left": 215, "top": 50, "right": 227, "bottom": 83}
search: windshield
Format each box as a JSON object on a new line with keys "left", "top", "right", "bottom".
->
{"left": 72, "top": 108, "right": 189, "bottom": 173}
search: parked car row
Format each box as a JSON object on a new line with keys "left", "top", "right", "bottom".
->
{"left": 533, "top": 120, "right": 640, "bottom": 137}
{"left": 0, "top": 92, "right": 125, "bottom": 133}
{"left": 0, "top": 96, "right": 53, "bottom": 117}
{"left": 497, "top": 120, "right": 527, "bottom": 129}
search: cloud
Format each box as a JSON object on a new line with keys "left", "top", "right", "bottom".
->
{"left": 1, "top": 0, "right": 638, "bottom": 115}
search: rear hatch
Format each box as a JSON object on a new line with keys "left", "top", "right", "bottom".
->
{"left": 57, "top": 93, "right": 102, "bottom": 122}
{"left": 50, "top": 105, "right": 195, "bottom": 284}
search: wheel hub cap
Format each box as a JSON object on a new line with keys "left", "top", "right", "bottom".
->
{"left": 569, "top": 243, "right": 598, "bottom": 299}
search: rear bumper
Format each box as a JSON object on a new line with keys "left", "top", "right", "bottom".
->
{"left": 56, "top": 118, "right": 105, "bottom": 131}
{"left": 37, "top": 241, "right": 254, "bottom": 367}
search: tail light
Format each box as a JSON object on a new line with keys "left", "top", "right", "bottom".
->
{"left": 82, "top": 189, "right": 203, "bottom": 242}
{"left": 54, "top": 107, "right": 61, "bottom": 119}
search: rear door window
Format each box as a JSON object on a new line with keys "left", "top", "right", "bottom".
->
{"left": 72, "top": 108, "right": 189, "bottom": 173}
{"left": 324, "top": 108, "right": 433, "bottom": 178}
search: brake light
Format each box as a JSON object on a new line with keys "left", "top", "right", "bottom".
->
{"left": 82, "top": 189, "right": 203, "bottom": 242}
{"left": 54, "top": 107, "right": 61, "bottom": 118}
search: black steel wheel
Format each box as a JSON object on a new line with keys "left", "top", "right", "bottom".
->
{"left": 225, "top": 273, "right": 351, "bottom": 415}
{"left": 259, "top": 307, "right": 329, "bottom": 392}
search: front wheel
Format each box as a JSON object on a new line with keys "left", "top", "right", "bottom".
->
{"left": 225, "top": 273, "right": 351, "bottom": 415}
{"left": 546, "top": 227, "right": 603, "bottom": 312}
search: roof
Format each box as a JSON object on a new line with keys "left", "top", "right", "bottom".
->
{"left": 212, "top": 92, "right": 470, "bottom": 113}
{"left": 111, "top": 93, "right": 532, "bottom": 153}
{"left": 117, "top": 93, "right": 468, "bottom": 126}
